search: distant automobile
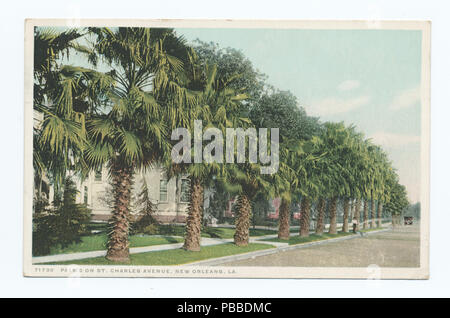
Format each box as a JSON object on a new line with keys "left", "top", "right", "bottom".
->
{"left": 404, "top": 216, "right": 414, "bottom": 225}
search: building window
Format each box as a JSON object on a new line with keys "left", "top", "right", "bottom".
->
{"left": 159, "top": 179, "right": 168, "bottom": 202}
{"left": 180, "top": 179, "right": 190, "bottom": 203}
{"left": 95, "top": 169, "right": 102, "bottom": 181}
{"left": 84, "top": 186, "right": 88, "bottom": 205}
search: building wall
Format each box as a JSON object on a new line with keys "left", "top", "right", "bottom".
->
{"left": 76, "top": 166, "right": 190, "bottom": 223}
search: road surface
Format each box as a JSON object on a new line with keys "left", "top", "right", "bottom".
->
{"left": 222, "top": 224, "right": 420, "bottom": 267}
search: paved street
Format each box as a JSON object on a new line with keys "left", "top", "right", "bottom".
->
{"left": 221, "top": 225, "right": 420, "bottom": 267}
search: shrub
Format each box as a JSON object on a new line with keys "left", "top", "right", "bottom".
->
{"left": 32, "top": 177, "right": 91, "bottom": 256}
{"left": 130, "top": 179, "right": 159, "bottom": 235}
{"left": 141, "top": 224, "right": 159, "bottom": 235}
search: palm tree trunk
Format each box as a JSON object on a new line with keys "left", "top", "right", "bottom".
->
{"left": 278, "top": 198, "right": 290, "bottom": 240}
{"left": 328, "top": 196, "right": 338, "bottom": 234}
{"left": 392, "top": 214, "right": 401, "bottom": 228}
{"left": 315, "top": 198, "right": 326, "bottom": 235}
{"left": 377, "top": 201, "right": 383, "bottom": 228}
{"left": 350, "top": 199, "right": 354, "bottom": 218}
{"left": 370, "top": 199, "right": 376, "bottom": 228}
{"left": 106, "top": 160, "right": 133, "bottom": 262}
{"left": 183, "top": 177, "right": 203, "bottom": 251}
{"left": 354, "top": 198, "right": 361, "bottom": 231}
{"left": 363, "top": 199, "right": 369, "bottom": 229}
{"left": 234, "top": 194, "right": 251, "bottom": 246}
{"left": 342, "top": 198, "right": 350, "bottom": 232}
{"left": 299, "top": 197, "right": 311, "bottom": 237}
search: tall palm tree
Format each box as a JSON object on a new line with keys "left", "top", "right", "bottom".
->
{"left": 273, "top": 141, "right": 304, "bottom": 240}
{"left": 85, "top": 27, "right": 198, "bottom": 261}
{"left": 362, "top": 200, "right": 369, "bottom": 230}
{"left": 296, "top": 136, "right": 326, "bottom": 237}
{"left": 225, "top": 164, "right": 270, "bottom": 246}
{"left": 247, "top": 90, "right": 322, "bottom": 240}
{"left": 316, "top": 123, "right": 353, "bottom": 235}
{"left": 371, "top": 145, "right": 392, "bottom": 228}
{"left": 357, "top": 140, "right": 376, "bottom": 230}
{"left": 384, "top": 180, "right": 409, "bottom": 227}
{"left": 377, "top": 201, "right": 383, "bottom": 228}
{"left": 167, "top": 62, "right": 249, "bottom": 251}
{"left": 354, "top": 198, "right": 362, "bottom": 231}
{"left": 33, "top": 28, "right": 110, "bottom": 194}
{"left": 314, "top": 197, "right": 327, "bottom": 235}
{"left": 342, "top": 198, "right": 350, "bottom": 232}
{"left": 299, "top": 196, "right": 312, "bottom": 237}
{"left": 339, "top": 126, "right": 364, "bottom": 232}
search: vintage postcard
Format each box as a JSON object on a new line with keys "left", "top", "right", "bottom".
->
{"left": 24, "top": 19, "right": 430, "bottom": 279}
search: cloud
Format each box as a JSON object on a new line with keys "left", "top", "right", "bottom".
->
{"left": 337, "top": 80, "right": 360, "bottom": 91}
{"left": 389, "top": 86, "right": 421, "bottom": 110}
{"left": 369, "top": 131, "right": 420, "bottom": 148}
{"left": 307, "top": 95, "right": 370, "bottom": 116}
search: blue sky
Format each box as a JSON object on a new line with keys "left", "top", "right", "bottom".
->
{"left": 175, "top": 28, "right": 422, "bottom": 203}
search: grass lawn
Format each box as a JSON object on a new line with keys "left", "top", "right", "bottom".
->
{"left": 263, "top": 231, "right": 355, "bottom": 245}
{"left": 157, "top": 224, "right": 276, "bottom": 239}
{"left": 47, "top": 243, "right": 275, "bottom": 266}
{"left": 48, "top": 234, "right": 184, "bottom": 255}
{"left": 44, "top": 226, "right": 276, "bottom": 256}
{"left": 202, "top": 227, "right": 276, "bottom": 238}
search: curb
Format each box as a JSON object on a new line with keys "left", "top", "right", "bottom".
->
{"left": 185, "top": 228, "right": 391, "bottom": 266}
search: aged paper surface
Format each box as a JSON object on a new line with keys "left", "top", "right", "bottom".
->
{"left": 24, "top": 19, "right": 430, "bottom": 279}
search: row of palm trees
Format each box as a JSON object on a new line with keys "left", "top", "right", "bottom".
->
{"left": 275, "top": 122, "right": 409, "bottom": 240}
{"left": 33, "top": 27, "right": 409, "bottom": 262}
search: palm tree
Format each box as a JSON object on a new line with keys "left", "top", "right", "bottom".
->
{"left": 315, "top": 123, "right": 353, "bottom": 235}
{"left": 225, "top": 164, "right": 270, "bottom": 246}
{"left": 176, "top": 62, "right": 249, "bottom": 251}
{"left": 357, "top": 140, "right": 376, "bottom": 230}
{"left": 342, "top": 198, "right": 350, "bottom": 232}
{"left": 299, "top": 196, "right": 312, "bottom": 237}
{"left": 340, "top": 126, "right": 364, "bottom": 232}
{"left": 377, "top": 201, "right": 383, "bottom": 228}
{"left": 33, "top": 28, "right": 110, "bottom": 194}
{"left": 314, "top": 197, "right": 327, "bottom": 235}
{"left": 296, "top": 136, "right": 326, "bottom": 237}
{"left": 362, "top": 200, "right": 369, "bottom": 230}
{"left": 384, "top": 180, "right": 409, "bottom": 227}
{"left": 354, "top": 198, "right": 362, "bottom": 231}
{"left": 273, "top": 141, "right": 303, "bottom": 240}
{"left": 371, "top": 145, "right": 392, "bottom": 228}
{"left": 84, "top": 27, "right": 198, "bottom": 261}
{"left": 247, "top": 90, "right": 322, "bottom": 240}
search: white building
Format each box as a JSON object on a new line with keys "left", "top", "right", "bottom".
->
{"left": 74, "top": 166, "right": 191, "bottom": 223}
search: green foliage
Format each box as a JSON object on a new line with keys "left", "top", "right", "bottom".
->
{"left": 32, "top": 177, "right": 91, "bottom": 256}
{"left": 251, "top": 192, "right": 273, "bottom": 227}
{"left": 193, "top": 40, "right": 267, "bottom": 103}
{"left": 205, "top": 181, "right": 232, "bottom": 223}
{"left": 33, "top": 28, "right": 112, "bottom": 188}
{"left": 384, "top": 182, "right": 409, "bottom": 216}
{"left": 130, "top": 178, "right": 159, "bottom": 235}
{"left": 249, "top": 89, "right": 322, "bottom": 142}
{"left": 140, "top": 224, "right": 160, "bottom": 235}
